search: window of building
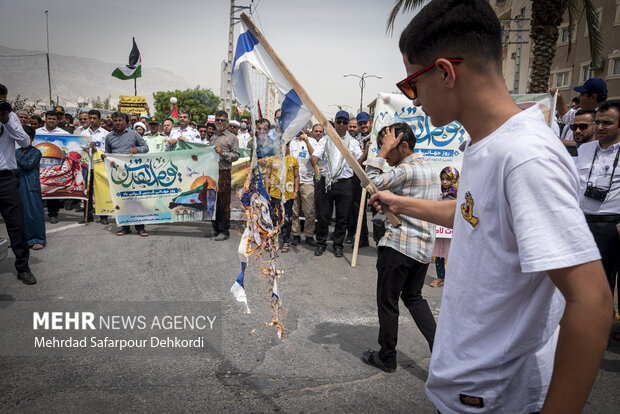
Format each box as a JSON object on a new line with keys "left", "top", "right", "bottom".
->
{"left": 580, "top": 62, "right": 594, "bottom": 83}
{"left": 551, "top": 70, "right": 572, "bottom": 88}
{"left": 608, "top": 54, "right": 620, "bottom": 79}
{"left": 615, "top": 0, "right": 620, "bottom": 26}
{"left": 558, "top": 25, "right": 575, "bottom": 44}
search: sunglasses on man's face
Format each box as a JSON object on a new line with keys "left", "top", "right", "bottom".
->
{"left": 396, "top": 58, "right": 463, "bottom": 100}
{"left": 215, "top": 118, "right": 227, "bottom": 122}
{"left": 335, "top": 119, "right": 349, "bottom": 125}
{"left": 569, "top": 123, "right": 591, "bottom": 131}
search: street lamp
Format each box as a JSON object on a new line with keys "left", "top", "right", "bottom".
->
{"left": 343, "top": 73, "right": 382, "bottom": 113}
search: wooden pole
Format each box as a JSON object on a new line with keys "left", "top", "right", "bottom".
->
{"left": 239, "top": 13, "right": 400, "bottom": 228}
{"left": 83, "top": 148, "right": 93, "bottom": 226}
{"left": 134, "top": 78, "right": 137, "bottom": 96}
{"left": 351, "top": 187, "right": 367, "bottom": 267}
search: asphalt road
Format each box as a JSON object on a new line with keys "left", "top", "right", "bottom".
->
{"left": 0, "top": 210, "right": 618, "bottom": 413}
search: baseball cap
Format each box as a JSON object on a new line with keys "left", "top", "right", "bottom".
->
{"left": 54, "top": 105, "right": 65, "bottom": 114}
{"left": 148, "top": 116, "right": 159, "bottom": 124}
{"left": 356, "top": 112, "right": 370, "bottom": 122}
{"left": 335, "top": 110, "right": 350, "bottom": 120}
{"left": 573, "top": 78, "right": 607, "bottom": 96}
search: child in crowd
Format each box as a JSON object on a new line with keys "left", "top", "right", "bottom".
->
{"left": 264, "top": 141, "right": 299, "bottom": 253}
{"left": 430, "top": 166, "right": 459, "bottom": 287}
{"left": 15, "top": 126, "right": 46, "bottom": 249}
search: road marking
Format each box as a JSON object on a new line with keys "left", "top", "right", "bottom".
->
{"left": 47, "top": 223, "right": 84, "bottom": 234}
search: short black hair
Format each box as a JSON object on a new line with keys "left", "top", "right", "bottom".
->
{"left": 215, "top": 110, "right": 228, "bottom": 119}
{"left": 179, "top": 109, "right": 190, "bottom": 116}
{"left": 45, "top": 110, "right": 58, "bottom": 119}
{"left": 111, "top": 111, "right": 126, "bottom": 120}
{"left": 256, "top": 118, "right": 270, "bottom": 128}
{"left": 0, "top": 84, "right": 7, "bottom": 96}
{"left": 64, "top": 113, "right": 74, "bottom": 123}
{"left": 30, "top": 114, "right": 42, "bottom": 124}
{"left": 597, "top": 100, "right": 620, "bottom": 126}
{"left": 571, "top": 97, "right": 581, "bottom": 104}
{"left": 377, "top": 122, "right": 417, "bottom": 150}
{"left": 23, "top": 125, "right": 35, "bottom": 140}
{"left": 88, "top": 109, "right": 101, "bottom": 118}
{"left": 399, "top": 0, "right": 502, "bottom": 73}
{"left": 574, "top": 108, "right": 596, "bottom": 120}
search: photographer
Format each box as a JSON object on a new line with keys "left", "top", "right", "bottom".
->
{"left": 0, "top": 84, "right": 37, "bottom": 285}
{"left": 576, "top": 100, "right": 620, "bottom": 338}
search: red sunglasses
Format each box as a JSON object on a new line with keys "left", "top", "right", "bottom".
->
{"left": 396, "top": 58, "right": 463, "bottom": 100}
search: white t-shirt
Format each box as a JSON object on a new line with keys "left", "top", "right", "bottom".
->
{"left": 561, "top": 108, "right": 576, "bottom": 141}
{"left": 237, "top": 131, "right": 252, "bottom": 149}
{"left": 289, "top": 136, "right": 318, "bottom": 184}
{"left": 35, "top": 126, "right": 67, "bottom": 135}
{"left": 425, "top": 105, "right": 601, "bottom": 414}
{"left": 574, "top": 139, "right": 620, "bottom": 215}
{"left": 168, "top": 127, "right": 201, "bottom": 144}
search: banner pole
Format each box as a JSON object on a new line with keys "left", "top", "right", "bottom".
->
{"left": 239, "top": 13, "right": 400, "bottom": 228}
{"left": 351, "top": 187, "right": 367, "bottom": 267}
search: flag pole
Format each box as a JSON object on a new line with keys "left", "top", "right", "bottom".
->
{"left": 134, "top": 78, "right": 137, "bottom": 96}
{"left": 239, "top": 13, "right": 400, "bottom": 228}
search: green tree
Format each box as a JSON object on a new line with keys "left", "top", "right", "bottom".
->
{"left": 385, "top": 0, "right": 603, "bottom": 93}
{"left": 8, "top": 95, "right": 41, "bottom": 114}
{"left": 153, "top": 86, "right": 221, "bottom": 125}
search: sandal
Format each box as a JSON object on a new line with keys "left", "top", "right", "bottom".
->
{"left": 32, "top": 244, "right": 45, "bottom": 250}
{"left": 116, "top": 229, "right": 131, "bottom": 236}
{"left": 361, "top": 349, "right": 395, "bottom": 373}
{"left": 430, "top": 279, "right": 444, "bottom": 287}
{"left": 281, "top": 243, "right": 290, "bottom": 253}
{"left": 139, "top": 231, "right": 149, "bottom": 237}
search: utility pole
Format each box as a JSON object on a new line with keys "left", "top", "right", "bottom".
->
{"left": 225, "top": 0, "right": 250, "bottom": 117}
{"left": 343, "top": 73, "right": 382, "bottom": 113}
{"left": 44, "top": 10, "right": 52, "bottom": 105}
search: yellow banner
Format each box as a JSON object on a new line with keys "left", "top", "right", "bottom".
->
{"left": 93, "top": 151, "right": 115, "bottom": 215}
{"left": 119, "top": 95, "right": 147, "bottom": 114}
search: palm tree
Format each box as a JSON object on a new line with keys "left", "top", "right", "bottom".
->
{"left": 386, "top": 0, "right": 603, "bottom": 93}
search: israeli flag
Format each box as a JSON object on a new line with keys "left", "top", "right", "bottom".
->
{"left": 231, "top": 229, "right": 251, "bottom": 314}
{"left": 232, "top": 21, "right": 312, "bottom": 144}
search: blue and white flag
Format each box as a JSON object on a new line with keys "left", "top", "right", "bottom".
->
{"left": 231, "top": 229, "right": 251, "bottom": 314}
{"left": 232, "top": 21, "right": 312, "bottom": 144}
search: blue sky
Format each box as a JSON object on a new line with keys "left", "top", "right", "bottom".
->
{"left": 0, "top": 0, "right": 421, "bottom": 118}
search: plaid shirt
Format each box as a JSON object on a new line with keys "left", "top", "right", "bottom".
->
{"left": 366, "top": 153, "right": 440, "bottom": 263}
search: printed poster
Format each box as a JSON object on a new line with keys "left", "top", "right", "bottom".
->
{"left": 33, "top": 133, "right": 90, "bottom": 200}
{"left": 104, "top": 147, "right": 219, "bottom": 226}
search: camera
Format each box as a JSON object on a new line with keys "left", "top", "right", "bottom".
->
{"left": 0, "top": 99, "right": 13, "bottom": 115}
{"left": 584, "top": 182, "right": 608, "bottom": 202}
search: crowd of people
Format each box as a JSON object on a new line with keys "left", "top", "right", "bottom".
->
{"left": 0, "top": 0, "right": 619, "bottom": 410}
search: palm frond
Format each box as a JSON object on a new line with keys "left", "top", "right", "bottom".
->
{"left": 582, "top": 0, "right": 604, "bottom": 68}
{"left": 386, "top": 0, "right": 428, "bottom": 36}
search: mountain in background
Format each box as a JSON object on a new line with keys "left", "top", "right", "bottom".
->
{"left": 0, "top": 45, "right": 192, "bottom": 108}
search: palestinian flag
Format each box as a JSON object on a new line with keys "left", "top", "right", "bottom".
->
{"left": 168, "top": 105, "right": 178, "bottom": 124}
{"left": 111, "top": 38, "right": 142, "bottom": 80}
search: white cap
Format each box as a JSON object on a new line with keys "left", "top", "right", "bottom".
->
{"left": 229, "top": 120, "right": 240, "bottom": 127}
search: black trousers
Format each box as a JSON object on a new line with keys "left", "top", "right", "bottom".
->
{"left": 212, "top": 169, "right": 232, "bottom": 236}
{"left": 587, "top": 221, "right": 620, "bottom": 297}
{"left": 377, "top": 246, "right": 436, "bottom": 366}
{"left": 0, "top": 173, "right": 30, "bottom": 273}
{"left": 47, "top": 199, "right": 60, "bottom": 217}
{"left": 316, "top": 178, "right": 352, "bottom": 248}
{"left": 347, "top": 174, "right": 369, "bottom": 240}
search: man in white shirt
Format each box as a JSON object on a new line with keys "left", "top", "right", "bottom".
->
{"left": 36, "top": 110, "right": 69, "bottom": 223}
{"left": 0, "top": 84, "right": 37, "bottom": 284}
{"left": 81, "top": 109, "right": 109, "bottom": 225}
{"left": 166, "top": 110, "right": 201, "bottom": 149}
{"left": 575, "top": 100, "right": 620, "bottom": 337}
{"left": 290, "top": 127, "right": 318, "bottom": 246}
{"left": 237, "top": 121, "right": 252, "bottom": 149}
{"left": 370, "top": 1, "right": 611, "bottom": 412}
{"left": 311, "top": 111, "right": 363, "bottom": 257}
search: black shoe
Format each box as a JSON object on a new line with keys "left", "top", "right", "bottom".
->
{"left": 292, "top": 235, "right": 301, "bottom": 246}
{"left": 314, "top": 245, "right": 326, "bottom": 256}
{"left": 345, "top": 235, "right": 354, "bottom": 245}
{"left": 100, "top": 217, "right": 109, "bottom": 225}
{"left": 361, "top": 350, "right": 395, "bottom": 373}
{"left": 49, "top": 216, "right": 58, "bottom": 224}
{"left": 305, "top": 237, "right": 317, "bottom": 247}
{"left": 17, "top": 271, "right": 37, "bottom": 285}
{"left": 334, "top": 246, "right": 344, "bottom": 258}
{"left": 358, "top": 239, "right": 370, "bottom": 248}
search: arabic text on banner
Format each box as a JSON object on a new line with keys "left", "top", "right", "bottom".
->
{"left": 104, "top": 147, "right": 220, "bottom": 225}
{"left": 119, "top": 95, "right": 147, "bottom": 114}
{"left": 34, "top": 133, "right": 90, "bottom": 200}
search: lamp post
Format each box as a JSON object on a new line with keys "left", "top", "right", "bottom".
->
{"left": 343, "top": 73, "right": 382, "bottom": 113}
